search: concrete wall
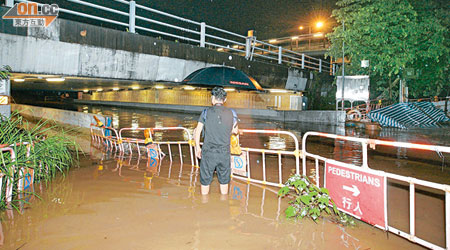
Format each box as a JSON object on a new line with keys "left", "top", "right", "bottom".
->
{"left": 0, "top": 6, "right": 334, "bottom": 89}
{"left": 75, "top": 99, "right": 345, "bottom": 124}
{"left": 83, "top": 88, "right": 304, "bottom": 111}
{"left": 12, "top": 104, "right": 107, "bottom": 128}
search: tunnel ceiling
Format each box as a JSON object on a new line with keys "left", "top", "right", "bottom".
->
{"left": 10, "top": 73, "right": 179, "bottom": 92}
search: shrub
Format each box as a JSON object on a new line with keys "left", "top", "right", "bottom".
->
{"left": 278, "top": 174, "right": 355, "bottom": 225}
{"left": 0, "top": 112, "right": 78, "bottom": 210}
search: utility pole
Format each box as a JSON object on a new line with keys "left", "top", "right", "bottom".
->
{"left": 341, "top": 20, "right": 345, "bottom": 110}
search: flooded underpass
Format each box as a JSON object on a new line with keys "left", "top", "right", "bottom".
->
{"left": 2, "top": 104, "right": 449, "bottom": 249}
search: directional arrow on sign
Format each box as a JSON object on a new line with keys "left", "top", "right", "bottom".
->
{"left": 343, "top": 185, "right": 360, "bottom": 197}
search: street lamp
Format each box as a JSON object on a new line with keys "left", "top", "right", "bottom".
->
{"left": 298, "top": 21, "right": 325, "bottom": 49}
{"left": 298, "top": 21, "right": 325, "bottom": 34}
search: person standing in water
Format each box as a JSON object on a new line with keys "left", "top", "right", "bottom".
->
{"left": 194, "top": 87, "right": 238, "bottom": 196}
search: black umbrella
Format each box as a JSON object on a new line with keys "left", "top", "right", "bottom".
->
{"left": 182, "top": 66, "right": 263, "bottom": 91}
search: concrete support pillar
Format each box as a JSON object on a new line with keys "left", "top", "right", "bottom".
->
{"left": 278, "top": 46, "right": 282, "bottom": 64}
{"left": 200, "top": 22, "right": 205, "bottom": 47}
{"left": 129, "top": 1, "right": 136, "bottom": 33}
{"left": 5, "top": 0, "right": 14, "bottom": 8}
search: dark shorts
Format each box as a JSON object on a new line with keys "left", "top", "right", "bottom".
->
{"left": 200, "top": 148, "right": 231, "bottom": 185}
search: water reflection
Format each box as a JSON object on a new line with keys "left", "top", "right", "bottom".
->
{"left": 267, "top": 136, "right": 286, "bottom": 150}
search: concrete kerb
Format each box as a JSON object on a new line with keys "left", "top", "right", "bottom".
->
{"left": 11, "top": 104, "right": 107, "bottom": 129}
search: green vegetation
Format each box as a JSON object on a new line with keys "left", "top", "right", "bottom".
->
{"left": 278, "top": 174, "right": 354, "bottom": 225}
{"left": 0, "top": 112, "right": 78, "bottom": 211}
{"left": 327, "top": 0, "right": 449, "bottom": 100}
{"left": 0, "top": 65, "right": 12, "bottom": 80}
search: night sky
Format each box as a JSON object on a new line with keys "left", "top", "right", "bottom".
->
{"left": 142, "top": 0, "right": 337, "bottom": 39}
{"left": 9, "top": 0, "right": 337, "bottom": 40}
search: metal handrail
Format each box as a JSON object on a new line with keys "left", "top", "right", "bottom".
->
{"left": 231, "top": 129, "right": 301, "bottom": 188}
{"left": 302, "top": 131, "right": 450, "bottom": 250}
{"left": 11, "top": 0, "right": 332, "bottom": 74}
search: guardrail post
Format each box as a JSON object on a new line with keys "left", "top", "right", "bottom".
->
{"left": 446, "top": 190, "right": 450, "bottom": 250}
{"left": 319, "top": 59, "right": 322, "bottom": 73}
{"left": 409, "top": 181, "right": 415, "bottom": 238}
{"left": 362, "top": 142, "right": 368, "bottom": 168}
{"left": 245, "top": 37, "right": 251, "bottom": 59}
{"left": 5, "top": 0, "right": 14, "bottom": 7}
{"left": 200, "top": 22, "right": 206, "bottom": 47}
{"left": 332, "top": 64, "right": 336, "bottom": 75}
{"left": 301, "top": 54, "right": 305, "bottom": 69}
{"left": 129, "top": 0, "right": 136, "bottom": 33}
{"left": 278, "top": 46, "right": 282, "bottom": 64}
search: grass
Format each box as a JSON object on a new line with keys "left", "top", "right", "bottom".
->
{"left": 0, "top": 112, "right": 79, "bottom": 211}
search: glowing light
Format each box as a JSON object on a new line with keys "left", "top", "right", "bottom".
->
{"left": 155, "top": 85, "right": 164, "bottom": 89}
{"left": 269, "top": 89, "right": 289, "bottom": 93}
{"left": 269, "top": 39, "right": 277, "bottom": 43}
{"left": 299, "top": 26, "right": 304, "bottom": 30}
{"left": 291, "top": 36, "right": 298, "bottom": 40}
{"left": 313, "top": 33, "right": 324, "bottom": 37}
{"left": 183, "top": 86, "right": 196, "bottom": 90}
{"left": 46, "top": 77, "right": 65, "bottom": 82}
{"left": 112, "top": 87, "right": 120, "bottom": 91}
{"left": 224, "top": 88, "right": 235, "bottom": 92}
{"left": 83, "top": 89, "right": 89, "bottom": 93}
{"left": 96, "top": 88, "right": 103, "bottom": 92}
{"left": 131, "top": 86, "right": 140, "bottom": 90}
{"left": 232, "top": 45, "right": 239, "bottom": 49}
{"left": 13, "top": 79, "right": 25, "bottom": 82}
{"left": 316, "top": 21, "right": 324, "bottom": 28}
{"left": 217, "top": 48, "right": 224, "bottom": 51}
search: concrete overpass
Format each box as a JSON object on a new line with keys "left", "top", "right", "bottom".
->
{"left": 0, "top": 4, "right": 333, "bottom": 93}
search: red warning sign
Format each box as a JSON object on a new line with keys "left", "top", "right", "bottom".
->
{"left": 325, "top": 161, "right": 387, "bottom": 229}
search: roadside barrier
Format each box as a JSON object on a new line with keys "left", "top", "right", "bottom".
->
{"left": 0, "top": 147, "right": 16, "bottom": 203}
{"left": 0, "top": 142, "right": 35, "bottom": 203}
{"left": 302, "top": 131, "right": 450, "bottom": 250}
{"left": 230, "top": 129, "right": 301, "bottom": 188}
{"left": 117, "top": 127, "right": 195, "bottom": 166}
{"left": 90, "top": 123, "right": 450, "bottom": 249}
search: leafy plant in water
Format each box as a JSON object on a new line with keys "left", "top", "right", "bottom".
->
{"left": 0, "top": 65, "right": 12, "bottom": 80}
{"left": 0, "top": 112, "right": 79, "bottom": 211}
{"left": 278, "top": 174, "right": 355, "bottom": 226}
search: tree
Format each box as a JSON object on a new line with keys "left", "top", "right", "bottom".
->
{"left": 327, "top": 0, "right": 449, "bottom": 101}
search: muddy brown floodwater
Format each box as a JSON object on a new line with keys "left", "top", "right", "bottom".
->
{"left": 1, "top": 104, "right": 449, "bottom": 249}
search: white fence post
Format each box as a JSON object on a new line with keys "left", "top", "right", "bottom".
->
{"left": 200, "top": 22, "right": 206, "bottom": 47}
{"left": 245, "top": 37, "right": 251, "bottom": 59}
{"left": 446, "top": 191, "right": 450, "bottom": 250}
{"left": 278, "top": 46, "right": 282, "bottom": 64}
{"left": 301, "top": 54, "right": 305, "bottom": 69}
{"left": 319, "top": 59, "right": 322, "bottom": 72}
{"left": 129, "top": 0, "right": 136, "bottom": 33}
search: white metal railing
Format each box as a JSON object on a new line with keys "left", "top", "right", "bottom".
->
{"left": 11, "top": 0, "right": 332, "bottom": 74}
{"left": 231, "top": 129, "right": 301, "bottom": 188}
{"left": 89, "top": 123, "right": 450, "bottom": 248}
{"left": 90, "top": 124, "right": 195, "bottom": 167}
{"left": 302, "top": 131, "right": 450, "bottom": 250}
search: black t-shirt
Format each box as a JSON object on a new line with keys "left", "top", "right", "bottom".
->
{"left": 198, "top": 105, "right": 238, "bottom": 151}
